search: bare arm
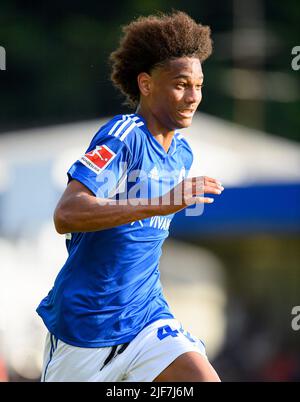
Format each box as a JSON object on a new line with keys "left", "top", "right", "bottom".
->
{"left": 54, "top": 179, "right": 164, "bottom": 234}
{"left": 54, "top": 177, "right": 223, "bottom": 234}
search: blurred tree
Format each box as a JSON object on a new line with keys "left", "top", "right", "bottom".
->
{"left": 0, "top": 0, "right": 299, "bottom": 141}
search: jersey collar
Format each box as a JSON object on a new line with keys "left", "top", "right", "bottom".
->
{"left": 134, "top": 113, "right": 177, "bottom": 158}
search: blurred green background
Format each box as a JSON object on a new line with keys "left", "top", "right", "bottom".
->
{"left": 1, "top": 0, "right": 300, "bottom": 141}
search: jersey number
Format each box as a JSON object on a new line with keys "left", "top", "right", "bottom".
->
{"left": 156, "top": 324, "right": 195, "bottom": 343}
{"left": 157, "top": 325, "right": 179, "bottom": 340}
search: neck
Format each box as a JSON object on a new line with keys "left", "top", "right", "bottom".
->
{"left": 135, "top": 105, "right": 175, "bottom": 153}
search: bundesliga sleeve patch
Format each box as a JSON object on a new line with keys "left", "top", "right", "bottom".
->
{"left": 80, "top": 145, "right": 117, "bottom": 174}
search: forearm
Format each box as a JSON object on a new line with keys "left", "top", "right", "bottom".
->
{"left": 54, "top": 193, "right": 171, "bottom": 234}
{"left": 54, "top": 175, "right": 223, "bottom": 234}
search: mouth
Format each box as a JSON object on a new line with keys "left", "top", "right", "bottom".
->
{"left": 177, "top": 109, "right": 195, "bottom": 118}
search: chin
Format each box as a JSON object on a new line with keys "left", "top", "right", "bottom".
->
{"left": 176, "top": 117, "right": 193, "bottom": 129}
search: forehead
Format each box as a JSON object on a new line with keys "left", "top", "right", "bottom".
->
{"left": 159, "top": 57, "right": 203, "bottom": 80}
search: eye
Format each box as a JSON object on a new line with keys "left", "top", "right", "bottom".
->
{"left": 176, "top": 82, "right": 186, "bottom": 89}
{"left": 196, "top": 84, "right": 204, "bottom": 90}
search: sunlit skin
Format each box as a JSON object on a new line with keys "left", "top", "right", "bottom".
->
{"left": 136, "top": 57, "right": 204, "bottom": 153}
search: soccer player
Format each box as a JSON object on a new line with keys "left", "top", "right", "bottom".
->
{"left": 37, "top": 11, "right": 224, "bottom": 382}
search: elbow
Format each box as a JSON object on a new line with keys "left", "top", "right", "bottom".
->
{"left": 53, "top": 205, "right": 71, "bottom": 235}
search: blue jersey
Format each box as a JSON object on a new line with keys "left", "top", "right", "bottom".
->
{"left": 37, "top": 113, "right": 194, "bottom": 347}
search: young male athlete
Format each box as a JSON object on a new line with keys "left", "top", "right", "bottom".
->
{"left": 37, "top": 11, "right": 224, "bottom": 382}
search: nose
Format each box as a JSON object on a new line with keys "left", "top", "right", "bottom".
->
{"left": 184, "top": 86, "right": 202, "bottom": 105}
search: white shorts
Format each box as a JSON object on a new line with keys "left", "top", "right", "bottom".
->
{"left": 41, "top": 318, "right": 207, "bottom": 382}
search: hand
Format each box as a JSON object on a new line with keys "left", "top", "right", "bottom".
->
{"left": 160, "top": 176, "right": 224, "bottom": 214}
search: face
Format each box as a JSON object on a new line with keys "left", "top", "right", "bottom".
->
{"left": 138, "top": 57, "right": 204, "bottom": 131}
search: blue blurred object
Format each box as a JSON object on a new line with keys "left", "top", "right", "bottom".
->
{"left": 172, "top": 183, "right": 300, "bottom": 236}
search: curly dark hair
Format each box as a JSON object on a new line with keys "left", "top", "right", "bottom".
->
{"left": 109, "top": 11, "right": 213, "bottom": 108}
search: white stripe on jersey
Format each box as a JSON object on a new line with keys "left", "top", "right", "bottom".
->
{"left": 108, "top": 115, "right": 126, "bottom": 136}
{"left": 124, "top": 114, "right": 144, "bottom": 126}
{"left": 118, "top": 116, "right": 144, "bottom": 141}
{"left": 119, "top": 122, "right": 136, "bottom": 141}
{"left": 113, "top": 118, "right": 132, "bottom": 137}
{"left": 107, "top": 114, "right": 144, "bottom": 140}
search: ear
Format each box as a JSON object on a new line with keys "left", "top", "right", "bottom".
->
{"left": 137, "top": 72, "right": 152, "bottom": 97}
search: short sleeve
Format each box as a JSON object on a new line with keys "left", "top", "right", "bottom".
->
{"left": 67, "top": 116, "right": 135, "bottom": 198}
